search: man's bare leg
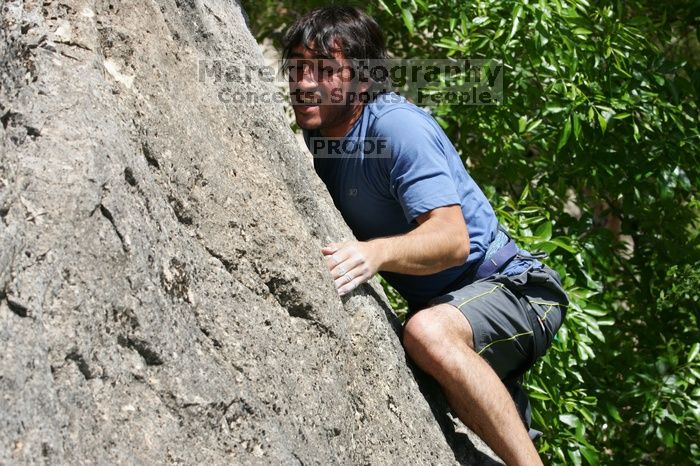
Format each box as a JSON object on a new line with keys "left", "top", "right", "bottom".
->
{"left": 403, "top": 304, "right": 543, "bottom": 466}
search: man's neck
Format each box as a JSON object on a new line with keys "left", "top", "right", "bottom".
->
{"left": 320, "top": 103, "right": 365, "bottom": 138}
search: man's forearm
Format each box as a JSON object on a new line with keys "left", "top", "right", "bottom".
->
{"left": 322, "top": 205, "right": 470, "bottom": 295}
{"left": 370, "top": 215, "right": 470, "bottom": 276}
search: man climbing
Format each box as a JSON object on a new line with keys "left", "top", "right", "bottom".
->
{"left": 283, "top": 7, "right": 568, "bottom": 466}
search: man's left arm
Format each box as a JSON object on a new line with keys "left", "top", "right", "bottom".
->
{"left": 322, "top": 204, "right": 470, "bottom": 296}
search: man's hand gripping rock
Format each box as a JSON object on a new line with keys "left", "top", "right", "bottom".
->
{"left": 322, "top": 241, "right": 381, "bottom": 296}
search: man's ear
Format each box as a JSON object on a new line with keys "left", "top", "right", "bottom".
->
{"left": 356, "top": 80, "right": 372, "bottom": 96}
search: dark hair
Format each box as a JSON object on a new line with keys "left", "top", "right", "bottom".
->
{"left": 282, "top": 6, "right": 391, "bottom": 95}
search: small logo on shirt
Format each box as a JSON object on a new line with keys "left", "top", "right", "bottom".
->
{"left": 347, "top": 188, "right": 358, "bottom": 197}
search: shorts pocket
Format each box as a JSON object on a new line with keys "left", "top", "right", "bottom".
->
{"left": 498, "top": 267, "right": 568, "bottom": 365}
{"left": 528, "top": 298, "right": 564, "bottom": 357}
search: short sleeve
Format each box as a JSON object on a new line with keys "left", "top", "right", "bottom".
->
{"left": 374, "top": 108, "right": 461, "bottom": 223}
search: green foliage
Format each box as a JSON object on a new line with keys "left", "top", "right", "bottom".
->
{"left": 605, "top": 262, "right": 700, "bottom": 464}
{"left": 492, "top": 185, "right": 611, "bottom": 465}
{"left": 378, "top": 275, "right": 409, "bottom": 321}
{"left": 243, "top": 0, "right": 700, "bottom": 464}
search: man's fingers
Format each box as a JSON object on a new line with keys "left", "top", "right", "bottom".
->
{"left": 333, "top": 270, "right": 354, "bottom": 290}
{"left": 322, "top": 242, "right": 345, "bottom": 270}
{"left": 325, "top": 245, "right": 361, "bottom": 274}
{"left": 330, "top": 255, "right": 363, "bottom": 279}
{"left": 338, "top": 273, "right": 367, "bottom": 296}
{"left": 325, "top": 254, "right": 338, "bottom": 269}
{"left": 325, "top": 250, "right": 350, "bottom": 270}
{"left": 321, "top": 241, "right": 373, "bottom": 293}
{"left": 334, "top": 262, "right": 370, "bottom": 293}
{"left": 321, "top": 242, "right": 341, "bottom": 255}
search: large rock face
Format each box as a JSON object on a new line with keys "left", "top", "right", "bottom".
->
{"left": 0, "top": 1, "right": 498, "bottom": 464}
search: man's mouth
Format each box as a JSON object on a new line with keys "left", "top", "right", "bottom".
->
{"left": 294, "top": 91, "right": 322, "bottom": 108}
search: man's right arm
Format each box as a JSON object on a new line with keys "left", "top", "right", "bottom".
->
{"left": 323, "top": 204, "right": 469, "bottom": 296}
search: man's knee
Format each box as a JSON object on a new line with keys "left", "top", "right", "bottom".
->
{"left": 403, "top": 304, "right": 473, "bottom": 377}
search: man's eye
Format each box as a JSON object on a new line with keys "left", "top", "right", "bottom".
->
{"left": 284, "top": 59, "right": 342, "bottom": 81}
{"left": 284, "top": 65, "right": 304, "bottom": 81}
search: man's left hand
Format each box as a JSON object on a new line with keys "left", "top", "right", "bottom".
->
{"left": 321, "top": 241, "right": 381, "bottom": 296}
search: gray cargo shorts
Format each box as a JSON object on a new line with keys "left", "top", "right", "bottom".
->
{"left": 427, "top": 265, "right": 568, "bottom": 381}
{"left": 404, "top": 264, "right": 567, "bottom": 439}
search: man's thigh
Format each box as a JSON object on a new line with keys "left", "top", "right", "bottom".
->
{"left": 427, "top": 266, "right": 567, "bottom": 381}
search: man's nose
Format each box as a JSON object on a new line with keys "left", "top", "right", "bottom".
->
{"left": 298, "top": 64, "right": 318, "bottom": 89}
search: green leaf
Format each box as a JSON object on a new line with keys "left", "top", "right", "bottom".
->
{"left": 577, "top": 405, "right": 596, "bottom": 425}
{"left": 534, "top": 221, "right": 553, "bottom": 241}
{"left": 558, "top": 116, "right": 572, "bottom": 150}
{"left": 518, "top": 115, "right": 527, "bottom": 133}
{"left": 377, "top": 0, "right": 392, "bottom": 13}
{"left": 580, "top": 445, "right": 600, "bottom": 465}
{"left": 548, "top": 237, "right": 577, "bottom": 253}
{"left": 519, "top": 184, "right": 530, "bottom": 203}
{"left": 582, "top": 306, "right": 608, "bottom": 317}
{"left": 575, "top": 419, "right": 586, "bottom": 442}
{"left": 529, "top": 390, "right": 552, "bottom": 401}
{"left": 573, "top": 113, "right": 582, "bottom": 140}
{"left": 401, "top": 8, "right": 415, "bottom": 34}
{"left": 568, "top": 448, "right": 583, "bottom": 466}
{"left": 509, "top": 5, "right": 523, "bottom": 40}
{"left": 690, "top": 367, "right": 700, "bottom": 379}
{"left": 689, "top": 343, "right": 700, "bottom": 363}
{"left": 613, "top": 112, "right": 632, "bottom": 119}
{"left": 660, "top": 426, "right": 675, "bottom": 448}
{"left": 597, "top": 111, "right": 607, "bottom": 134}
{"left": 545, "top": 105, "right": 567, "bottom": 114}
{"left": 559, "top": 413, "right": 580, "bottom": 427}
{"left": 526, "top": 119, "right": 543, "bottom": 133}
{"left": 606, "top": 403, "right": 623, "bottom": 422}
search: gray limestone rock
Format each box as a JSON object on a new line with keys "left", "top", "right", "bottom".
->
{"left": 0, "top": 0, "right": 501, "bottom": 464}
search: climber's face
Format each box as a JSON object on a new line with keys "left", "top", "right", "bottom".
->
{"left": 287, "top": 43, "right": 368, "bottom": 138}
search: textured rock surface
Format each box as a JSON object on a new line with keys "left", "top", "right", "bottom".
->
{"left": 0, "top": 1, "right": 500, "bottom": 464}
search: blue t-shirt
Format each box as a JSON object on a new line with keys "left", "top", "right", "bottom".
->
{"left": 305, "top": 93, "right": 535, "bottom": 308}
